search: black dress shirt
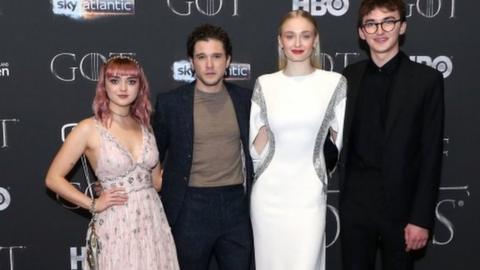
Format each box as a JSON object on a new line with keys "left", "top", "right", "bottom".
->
{"left": 345, "top": 51, "right": 403, "bottom": 206}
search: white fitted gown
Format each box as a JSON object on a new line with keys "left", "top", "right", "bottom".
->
{"left": 249, "top": 70, "right": 346, "bottom": 270}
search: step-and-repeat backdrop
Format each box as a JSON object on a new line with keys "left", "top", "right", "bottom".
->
{"left": 1, "top": 1, "right": 479, "bottom": 269}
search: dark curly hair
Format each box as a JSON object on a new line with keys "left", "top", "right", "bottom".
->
{"left": 187, "top": 24, "right": 232, "bottom": 59}
{"left": 358, "top": 0, "right": 407, "bottom": 28}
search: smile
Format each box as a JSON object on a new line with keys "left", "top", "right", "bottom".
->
{"left": 373, "top": 37, "right": 388, "bottom": 43}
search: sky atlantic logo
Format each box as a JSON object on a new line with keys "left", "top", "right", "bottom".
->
{"left": 172, "top": 60, "right": 251, "bottom": 82}
{"left": 409, "top": 55, "right": 453, "bottom": 78}
{"left": 51, "top": 0, "right": 135, "bottom": 20}
{"left": 0, "top": 187, "right": 11, "bottom": 211}
{"left": 0, "top": 62, "right": 10, "bottom": 77}
{"left": 293, "top": 0, "right": 349, "bottom": 16}
{"left": 167, "top": 0, "right": 239, "bottom": 16}
{"left": 406, "top": 0, "right": 456, "bottom": 18}
{"left": 50, "top": 52, "right": 135, "bottom": 82}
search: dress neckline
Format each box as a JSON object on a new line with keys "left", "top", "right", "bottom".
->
{"left": 280, "top": 69, "right": 318, "bottom": 79}
{"left": 97, "top": 121, "right": 146, "bottom": 164}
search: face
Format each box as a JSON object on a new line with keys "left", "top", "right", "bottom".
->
{"left": 278, "top": 16, "right": 318, "bottom": 65}
{"left": 191, "top": 39, "right": 231, "bottom": 92}
{"left": 359, "top": 8, "right": 406, "bottom": 58}
{"left": 105, "top": 74, "right": 140, "bottom": 110}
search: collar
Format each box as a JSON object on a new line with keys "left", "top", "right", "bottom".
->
{"left": 367, "top": 51, "right": 404, "bottom": 75}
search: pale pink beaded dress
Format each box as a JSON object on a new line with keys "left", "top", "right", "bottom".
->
{"left": 86, "top": 121, "right": 179, "bottom": 270}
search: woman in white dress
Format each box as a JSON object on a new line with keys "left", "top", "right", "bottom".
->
{"left": 249, "top": 10, "right": 346, "bottom": 270}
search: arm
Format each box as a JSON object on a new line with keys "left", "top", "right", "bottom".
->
{"left": 330, "top": 76, "right": 347, "bottom": 151}
{"left": 249, "top": 80, "right": 270, "bottom": 169}
{"left": 253, "top": 127, "right": 268, "bottom": 155}
{"left": 45, "top": 119, "right": 127, "bottom": 213}
{"left": 409, "top": 72, "right": 445, "bottom": 229}
{"left": 151, "top": 163, "right": 163, "bottom": 192}
{"left": 326, "top": 76, "right": 347, "bottom": 175}
{"left": 405, "top": 72, "right": 445, "bottom": 250}
{"left": 153, "top": 94, "right": 169, "bottom": 163}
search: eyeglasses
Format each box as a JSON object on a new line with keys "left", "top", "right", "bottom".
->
{"left": 361, "top": 19, "right": 402, "bottom": 34}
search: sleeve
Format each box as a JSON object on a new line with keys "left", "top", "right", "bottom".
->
{"left": 152, "top": 94, "right": 169, "bottom": 162}
{"left": 330, "top": 76, "right": 347, "bottom": 152}
{"left": 249, "top": 79, "right": 270, "bottom": 170}
{"left": 409, "top": 71, "right": 445, "bottom": 229}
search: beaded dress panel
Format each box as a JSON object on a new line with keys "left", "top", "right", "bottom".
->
{"left": 85, "top": 121, "right": 179, "bottom": 270}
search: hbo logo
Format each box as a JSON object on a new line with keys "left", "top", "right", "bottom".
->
{"left": 293, "top": 0, "right": 349, "bottom": 16}
{"left": 409, "top": 55, "right": 453, "bottom": 78}
{"left": 0, "top": 187, "right": 11, "bottom": 211}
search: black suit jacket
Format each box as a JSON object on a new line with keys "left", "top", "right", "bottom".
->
{"left": 153, "top": 81, "right": 254, "bottom": 226}
{"left": 338, "top": 53, "right": 445, "bottom": 229}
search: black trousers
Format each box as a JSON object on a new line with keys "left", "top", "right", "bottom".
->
{"left": 172, "top": 185, "right": 253, "bottom": 270}
{"left": 340, "top": 194, "right": 414, "bottom": 270}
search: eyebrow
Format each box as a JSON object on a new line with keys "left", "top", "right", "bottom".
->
{"left": 194, "top": 52, "right": 224, "bottom": 57}
{"left": 363, "top": 16, "right": 398, "bottom": 23}
{"left": 107, "top": 74, "right": 138, "bottom": 79}
{"left": 282, "top": 30, "right": 314, "bottom": 34}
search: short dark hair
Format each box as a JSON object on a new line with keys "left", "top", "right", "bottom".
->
{"left": 358, "top": 0, "right": 407, "bottom": 28}
{"left": 186, "top": 24, "right": 232, "bottom": 59}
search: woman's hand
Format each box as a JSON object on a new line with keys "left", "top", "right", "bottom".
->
{"left": 94, "top": 187, "right": 128, "bottom": 213}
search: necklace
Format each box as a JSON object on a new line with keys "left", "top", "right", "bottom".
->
{"left": 110, "top": 110, "right": 130, "bottom": 117}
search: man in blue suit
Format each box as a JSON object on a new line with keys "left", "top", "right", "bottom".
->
{"left": 153, "top": 24, "right": 253, "bottom": 270}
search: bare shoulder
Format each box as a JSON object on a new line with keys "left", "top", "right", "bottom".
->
{"left": 62, "top": 118, "right": 100, "bottom": 147}
{"left": 74, "top": 118, "right": 97, "bottom": 136}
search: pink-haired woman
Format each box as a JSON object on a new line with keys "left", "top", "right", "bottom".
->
{"left": 46, "top": 56, "right": 179, "bottom": 270}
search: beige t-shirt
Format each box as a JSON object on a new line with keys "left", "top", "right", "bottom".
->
{"left": 188, "top": 87, "right": 243, "bottom": 187}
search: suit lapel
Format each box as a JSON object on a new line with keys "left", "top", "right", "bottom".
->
{"left": 344, "top": 63, "right": 367, "bottom": 143}
{"left": 384, "top": 57, "right": 413, "bottom": 140}
{"left": 225, "top": 83, "right": 247, "bottom": 140}
{"left": 181, "top": 83, "right": 195, "bottom": 152}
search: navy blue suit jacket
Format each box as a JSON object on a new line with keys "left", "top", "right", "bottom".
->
{"left": 153, "top": 81, "right": 254, "bottom": 226}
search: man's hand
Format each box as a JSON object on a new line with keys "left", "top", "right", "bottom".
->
{"left": 404, "top": 223, "right": 429, "bottom": 251}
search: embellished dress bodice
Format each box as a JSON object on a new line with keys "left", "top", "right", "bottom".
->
{"left": 85, "top": 121, "right": 179, "bottom": 270}
{"left": 95, "top": 124, "right": 158, "bottom": 192}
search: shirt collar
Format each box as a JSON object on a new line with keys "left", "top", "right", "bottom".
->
{"left": 368, "top": 51, "right": 404, "bottom": 75}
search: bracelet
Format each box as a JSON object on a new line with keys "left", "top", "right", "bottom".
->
{"left": 89, "top": 199, "right": 96, "bottom": 215}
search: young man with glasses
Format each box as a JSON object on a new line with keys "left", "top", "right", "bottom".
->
{"left": 336, "top": 0, "right": 445, "bottom": 269}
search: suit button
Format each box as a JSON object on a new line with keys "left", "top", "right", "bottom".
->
{"left": 183, "top": 176, "right": 188, "bottom": 181}
{"left": 187, "top": 154, "right": 192, "bottom": 158}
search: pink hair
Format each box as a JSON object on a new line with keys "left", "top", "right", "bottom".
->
{"left": 92, "top": 57, "right": 152, "bottom": 128}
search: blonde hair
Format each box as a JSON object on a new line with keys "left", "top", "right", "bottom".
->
{"left": 277, "top": 10, "right": 321, "bottom": 70}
